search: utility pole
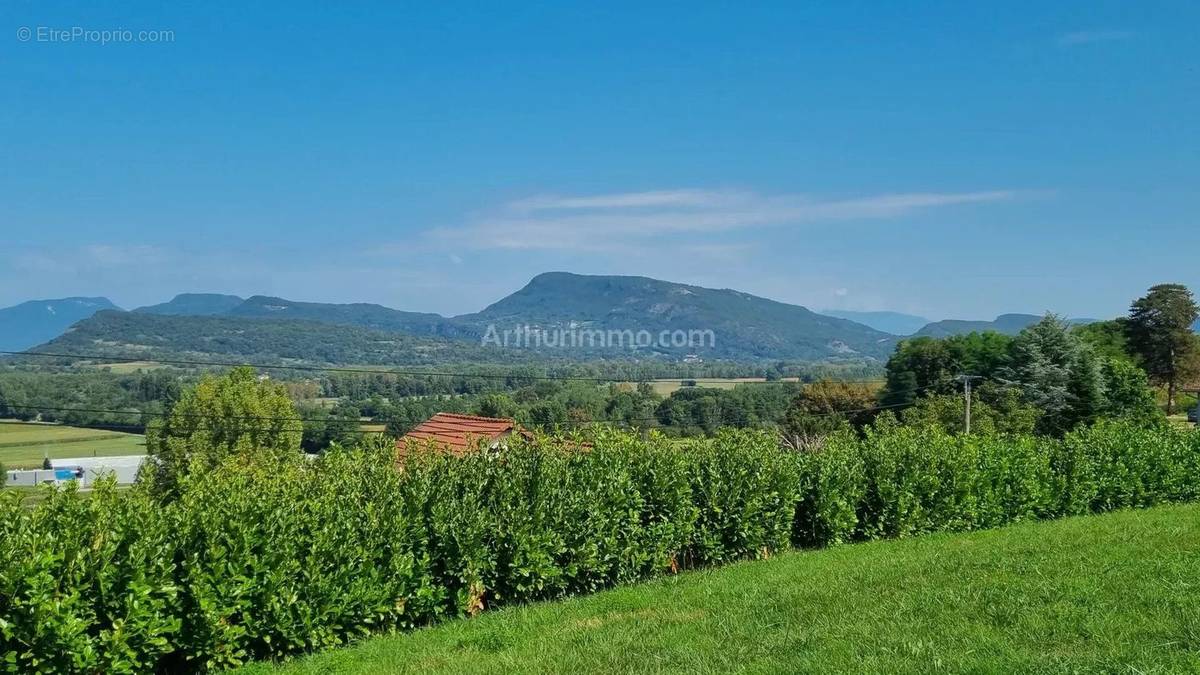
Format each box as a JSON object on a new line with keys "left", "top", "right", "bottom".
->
{"left": 957, "top": 375, "right": 982, "bottom": 434}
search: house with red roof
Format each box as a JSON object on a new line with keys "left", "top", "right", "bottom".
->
{"left": 396, "top": 412, "right": 522, "bottom": 457}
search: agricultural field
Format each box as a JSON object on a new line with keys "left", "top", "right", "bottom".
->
{"left": 616, "top": 377, "right": 809, "bottom": 397}
{"left": 0, "top": 422, "right": 146, "bottom": 469}
{"left": 244, "top": 504, "right": 1200, "bottom": 674}
{"left": 90, "top": 361, "right": 170, "bottom": 374}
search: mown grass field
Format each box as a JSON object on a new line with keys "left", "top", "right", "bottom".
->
{"left": 90, "top": 360, "right": 169, "bottom": 374}
{"left": 0, "top": 422, "right": 146, "bottom": 469}
{"left": 615, "top": 377, "right": 810, "bottom": 397}
{"left": 243, "top": 504, "right": 1200, "bottom": 674}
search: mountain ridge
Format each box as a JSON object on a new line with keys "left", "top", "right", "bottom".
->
{"left": 14, "top": 274, "right": 1157, "bottom": 364}
{"left": 821, "top": 310, "right": 931, "bottom": 336}
{"left": 20, "top": 273, "right": 898, "bottom": 362}
{"left": 914, "top": 313, "right": 1095, "bottom": 338}
{"left": 32, "top": 310, "right": 511, "bottom": 366}
{"left": 227, "top": 295, "right": 474, "bottom": 339}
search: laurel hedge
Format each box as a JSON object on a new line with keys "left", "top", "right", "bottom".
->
{"left": 1, "top": 421, "right": 1197, "bottom": 672}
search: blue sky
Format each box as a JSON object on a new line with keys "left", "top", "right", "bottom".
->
{"left": 2, "top": 1, "right": 1196, "bottom": 321}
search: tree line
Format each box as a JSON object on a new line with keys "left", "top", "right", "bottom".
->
{"left": 870, "top": 283, "right": 1197, "bottom": 437}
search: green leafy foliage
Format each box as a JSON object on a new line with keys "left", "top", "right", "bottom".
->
{"left": 294, "top": 400, "right": 362, "bottom": 453}
{"left": 0, "top": 480, "right": 180, "bottom": 674}
{"left": 899, "top": 390, "right": 1041, "bottom": 436}
{"left": 656, "top": 383, "right": 799, "bottom": 436}
{"left": 0, "top": 370, "right": 182, "bottom": 427}
{"left": 1073, "top": 318, "right": 1131, "bottom": 362}
{"left": 142, "top": 367, "right": 304, "bottom": 500}
{"left": 880, "top": 332, "right": 1014, "bottom": 405}
{"left": 1099, "top": 358, "right": 1164, "bottom": 425}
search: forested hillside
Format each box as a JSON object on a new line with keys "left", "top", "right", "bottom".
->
{"left": 457, "top": 272, "right": 897, "bottom": 360}
{"left": 29, "top": 310, "right": 508, "bottom": 366}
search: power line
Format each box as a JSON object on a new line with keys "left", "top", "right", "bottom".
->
{"left": 1, "top": 349, "right": 889, "bottom": 386}
{"left": 2, "top": 351, "right": 617, "bottom": 382}
{"left": 1, "top": 340, "right": 960, "bottom": 443}
{"left": 0, "top": 378, "right": 952, "bottom": 424}
{"left": 956, "top": 374, "right": 983, "bottom": 435}
{"left": 0, "top": 379, "right": 952, "bottom": 434}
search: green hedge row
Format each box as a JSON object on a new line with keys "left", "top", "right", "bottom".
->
{"left": 793, "top": 421, "right": 1200, "bottom": 547}
{"left": 1, "top": 421, "right": 1197, "bottom": 672}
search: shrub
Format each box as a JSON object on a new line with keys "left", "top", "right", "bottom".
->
{"left": 0, "top": 480, "right": 179, "bottom": 674}
{"left": 686, "top": 430, "right": 799, "bottom": 564}
{"left": 167, "top": 445, "right": 436, "bottom": 670}
{"left": 1059, "top": 420, "right": 1196, "bottom": 512}
{"left": 792, "top": 431, "right": 864, "bottom": 547}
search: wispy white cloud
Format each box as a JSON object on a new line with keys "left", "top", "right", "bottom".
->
{"left": 428, "top": 188, "right": 1022, "bottom": 252}
{"left": 83, "top": 244, "right": 168, "bottom": 266}
{"left": 1057, "top": 30, "right": 1133, "bottom": 47}
{"left": 508, "top": 189, "right": 741, "bottom": 212}
{"left": 12, "top": 244, "right": 169, "bottom": 272}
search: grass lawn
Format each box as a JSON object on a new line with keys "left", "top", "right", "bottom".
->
{"left": 0, "top": 484, "right": 132, "bottom": 508}
{"left": 1168, "top": 414, "right": 1196, "bottom": 430}
{"left": 0, "top": 422, "right": 146, "bottom": 468}
{"left": 242, "top": 504, "right": 1200, "bottom": 674}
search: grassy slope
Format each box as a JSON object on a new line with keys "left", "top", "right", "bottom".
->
{"left": 0, "top": 423, "right": 145, "bottom": 468}
{"left": 243, "top": 504, "right": 1200, "bottom": 674}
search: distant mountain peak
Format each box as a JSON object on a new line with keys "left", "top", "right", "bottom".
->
{"left": 0, "top": 296, "right": 121, "bottom": 352}
{"left": 459, "top": 272, "right": 894, "bottom": 360}
{"left": 134, "top": 293, "right": 245, "bottom": 316}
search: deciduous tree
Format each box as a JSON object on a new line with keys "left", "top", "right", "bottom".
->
{"left": 143, "top": 367, "right": 303, "bottom": 499}
{"left": 784, "top": 379, "right": 877, "bottom": 442}
{"left": 879, "top": 332, "right": 1013, "bottom": 406}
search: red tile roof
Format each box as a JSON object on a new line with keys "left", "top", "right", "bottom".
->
{"left": 397, "top": 412, "right": 517, "bottom": 455}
